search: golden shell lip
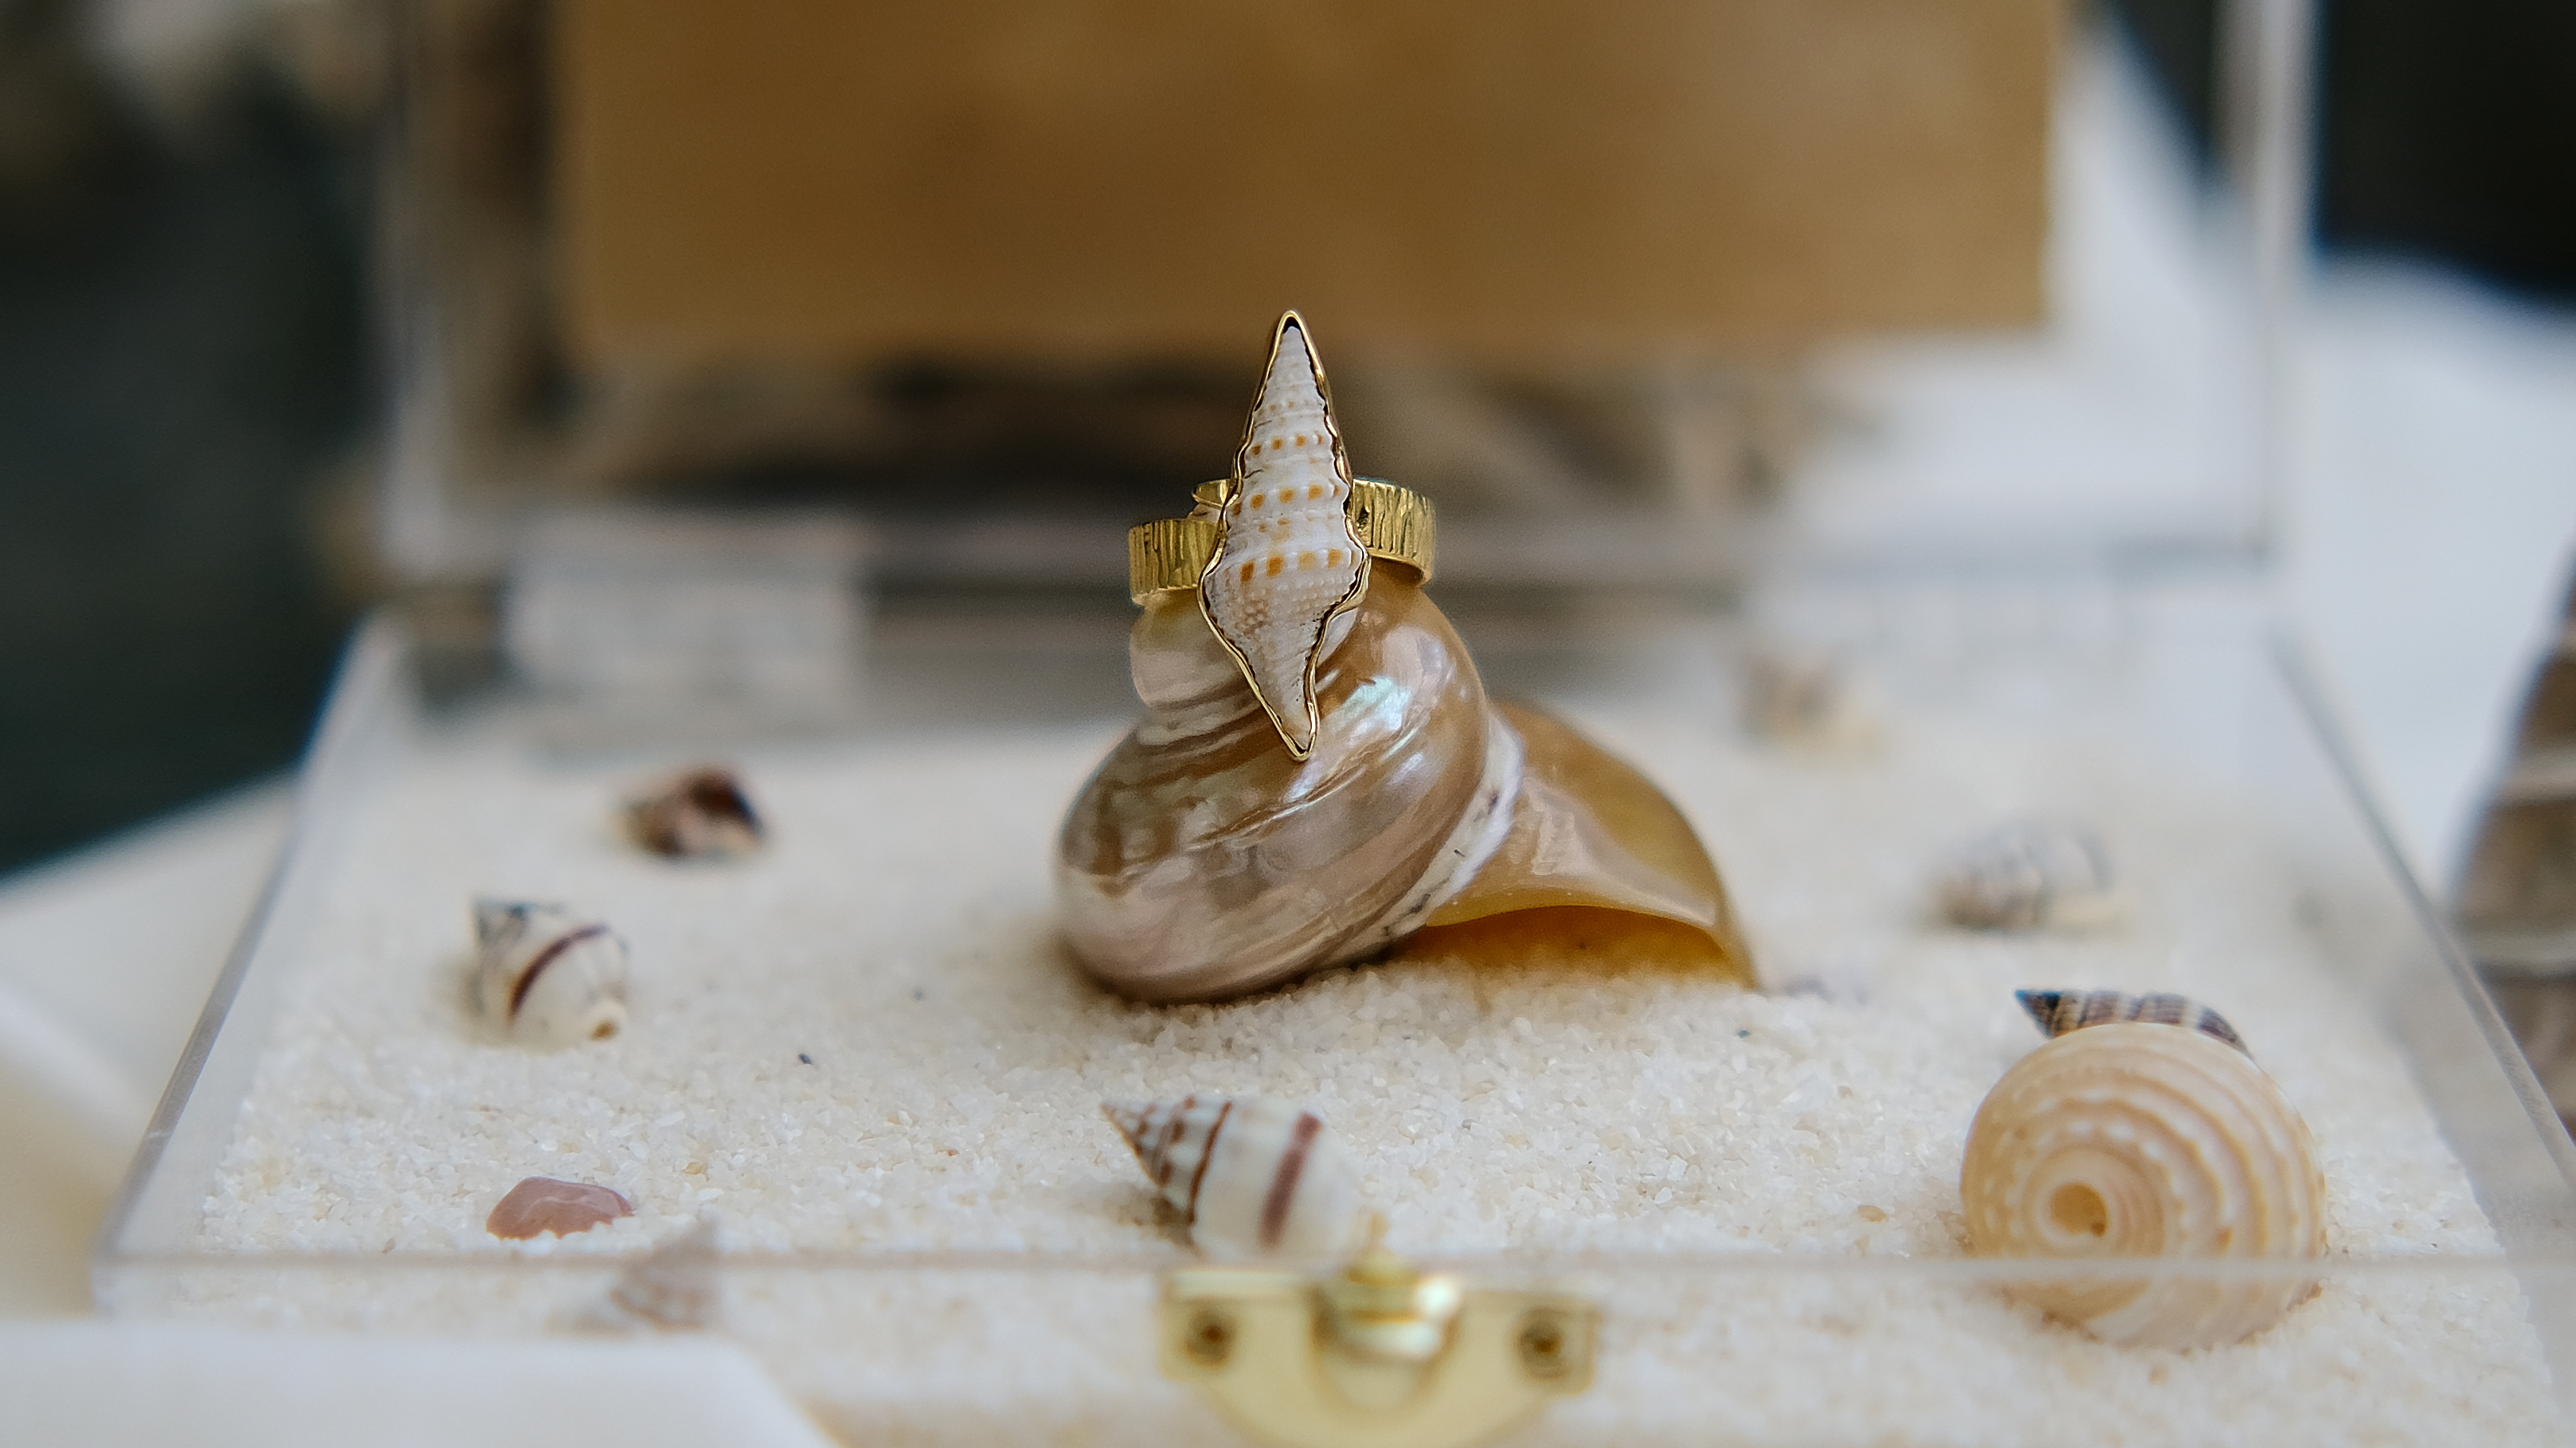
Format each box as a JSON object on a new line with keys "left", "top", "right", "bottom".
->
{"left": 1128, "top": 478, "right": 1435, "bottom": 605}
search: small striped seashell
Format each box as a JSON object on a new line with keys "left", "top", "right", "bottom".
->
{"left": 1104, "top": 1096, "right": 1368, "bottom": 1259}
{"left": 625, "top": 765, "right": 762, "bottom": 859}
{"left": 566, "top": 1214, "right": 721, "bottom": 1333}
{"left": 1961, "top": 1019, "right": 2327, "bottom": 1348}
{"left": 472, "top": 898, "right": 629, "bottom": 1048}
{"left": 1197, "top": 312, "right": 1372, "bottom": 758}
{"left": 2017, "top": 988, "right": 2245, "bottom": 1053}
{"left": 1936, "top": 818, "right": 2121, "bottom": 931}
{"left": 486, "top": 1176, "right": 632, "bottom": 1240}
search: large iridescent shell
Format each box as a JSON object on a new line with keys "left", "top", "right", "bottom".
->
{"left": 1055, "top": 317, "right": 1753, "bottom": 1003}
{"left": 1105, "top": 1096, "right": 1367, "bottom": 1259}
{"left": 1961, "top": 1019, "right": 2327, "bottom": 1348}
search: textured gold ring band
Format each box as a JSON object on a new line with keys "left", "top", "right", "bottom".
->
{"left": 1129, "top": 479, "right": 1435, "bottom": 604}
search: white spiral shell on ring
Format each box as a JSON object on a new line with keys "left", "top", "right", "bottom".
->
{"left": 1936, "top": 818, "right": 2122, "bottom": 930}
{"left": 1104, "top": 1096, "right": 1368, "bottom": 1258}
{"left": 1961, "top": 1020, "right": 2327, "bottom": 1348}
{"left": 1197, "top": 313, "right": 1371, "bottom": 758}
{"left": 472, "top": 898, "right": 629, "bottom": 1048}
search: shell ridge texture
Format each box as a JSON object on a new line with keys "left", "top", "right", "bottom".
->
{"left": 1199, "top": 315, "right": 1370, "bottom": 758}
{"left": 1962, "top": 1022, "right": 2326, "bottom": 1348}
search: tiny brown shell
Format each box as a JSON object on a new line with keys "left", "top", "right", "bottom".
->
{"left": 487, "top": 1176, "right": 633, "bottom": 1240}
{"left": 626, "top": 767, "right": 764, "bottom": 859}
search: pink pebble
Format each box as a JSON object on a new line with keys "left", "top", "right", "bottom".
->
{"left": 486, "top": 1176, "right": 633, "bottom": 1240}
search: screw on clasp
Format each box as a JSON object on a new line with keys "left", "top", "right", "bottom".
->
{"left": 1157, "top": 1235, "right": 1597, "bottom": 1448}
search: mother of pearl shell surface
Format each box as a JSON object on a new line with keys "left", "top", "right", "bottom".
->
{"left": 1059, "top": 577, "right": 1503, "bottom": 1002}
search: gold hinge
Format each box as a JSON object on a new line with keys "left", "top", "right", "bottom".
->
{"left": 1159, "top": 1246, "right": 1597, "bottom": 1448}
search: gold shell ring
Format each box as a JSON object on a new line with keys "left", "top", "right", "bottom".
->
{"left": 1055, "top": 311, "right": 1754, "bottom": 1002}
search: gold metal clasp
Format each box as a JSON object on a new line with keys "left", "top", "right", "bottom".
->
{"left": 1159, "top": 1245, "right": 1597, "bottom": 1448}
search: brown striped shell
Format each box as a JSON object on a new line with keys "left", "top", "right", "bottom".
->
{"left": 2018, "top": 989, "right": 2245, "bottom": 1052}
{"left": 1055, "top": 313, "right": 1755, "bottom": 1003}
{"left": 1961, "top": 1015, "right": 2327, "bottom": 1348}
{"left": 1104, "top": 1096, "right": 1367, "bottom": 1259}
{"left": 472, "top": 898, "right": 629, "bottom": 1048}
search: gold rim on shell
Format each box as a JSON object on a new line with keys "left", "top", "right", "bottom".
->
{"left": 1129, "top": 478, "right": 1435, "bottom": 605}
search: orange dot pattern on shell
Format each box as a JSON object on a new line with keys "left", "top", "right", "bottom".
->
{"left": 1199, "top": 318, "right": 1370, "bottom": 755}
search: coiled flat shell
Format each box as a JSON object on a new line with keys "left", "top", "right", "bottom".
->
{"left": 1198, "top": 314, "right": 1370, "bottom": 757}
{"left": 1104, "top": 1095, "right": 1367, "bottom": 1258}
{"left": 1961, "top": 1022, "right": 2327, "bottom": 1348}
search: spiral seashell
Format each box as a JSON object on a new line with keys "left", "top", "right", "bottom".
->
{"left": 1936, "top": 818, "right": 2121, "bottom": 930}
{"left": 1056, "top": 314, "right": 1754, "bottom": 1002}
{"left": 2017, "top": 988, "right": 2245, "bottom": 1053}
{"left": 1961, "top": 1020, "right": 2327, "bottom": 1348}
{"left": 472, "top": 898, "right": 629, "bottom": 1047}
{"left": 625, "top": 765, "right": 763, "bottom": 859}
{"left": 1198, "top": 313, "right": 1372, "bottom": 758}
{"left": 1104, "top": 1096, "right": 1368, "bottom": 1258}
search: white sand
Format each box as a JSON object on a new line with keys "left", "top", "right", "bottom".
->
{"left": 175, "top": 699, "right": 2564, "bottom": 1444}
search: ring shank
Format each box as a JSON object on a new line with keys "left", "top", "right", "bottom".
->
{"left": 1128, "top": 479, "right": 1435, "bottom": 604}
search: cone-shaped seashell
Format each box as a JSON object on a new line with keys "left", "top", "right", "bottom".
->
{"left": 2017, "top": 988, "right": 2245, "bottom": 1053}
{"left": 566, "top": 1214, "right": 721, "bottom": 1333}
{"left": 1936, "top": 819, "right": 2121, "bottom": 930}
{"left": 472, "top": 898, "right": 629, "bottom": 1047}
{"left": 1961, "top": 1021, "right": 2327, "bottom": 1348}
{"left": 1104, "top": 1096, "right": 1368, "bottom": 1258}
{"left": 1198, "top": 313, "right": 1372, "bottom": 758}
{"left": 486, "top": 1176, "right": 633, "bottom": 1240}
{"left": 625, "top": 765, "right": 763, "bottom": 859}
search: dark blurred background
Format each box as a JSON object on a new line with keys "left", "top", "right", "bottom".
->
{"left": 0, "top": 0, "right": 2570, "bottom": 875}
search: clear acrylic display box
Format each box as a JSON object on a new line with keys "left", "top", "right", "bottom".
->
{"left": 92, "top": 568, "right": 2576, "bottom": 1445}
